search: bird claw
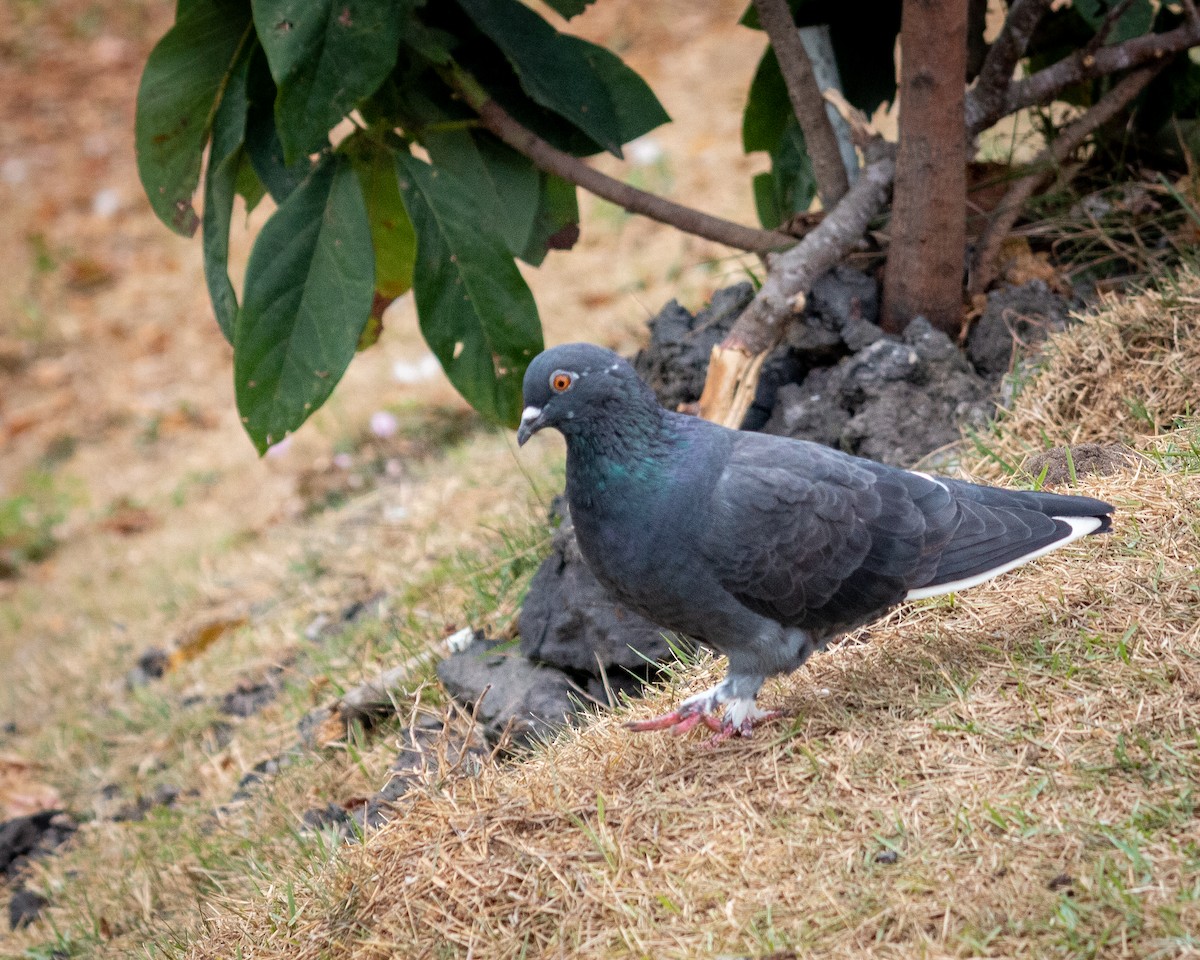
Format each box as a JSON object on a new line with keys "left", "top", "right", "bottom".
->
{"left": 625, "top": 695, "right": 783, "bottom": 741}
{"left": 625, "top": 705, "right": 721, "bottom": 734}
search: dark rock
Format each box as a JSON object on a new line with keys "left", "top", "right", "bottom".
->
{"left": 1021, "top": 443, "right": 1146, "bottom": 487}
{"left": 874, "top": 849, "right": 899, "bottom": 865}
{"left": 0, "top": 811, "right": 76, "bottom": 878}
{"left": 785, "top": 265, "right": 882, "bottom": 358}
{"left": 967, "top": 280, "right": 1072, "bottom": 382}
{"left": 437, "top": 639, "right": 584, "bottom": 745}
{"left": 358, "top": 718, "right": 490, "bottom": 829}
{"left": 764, "top": 319, "right": 990, "bottom": 467}
{"left": 519, "top": 510, "right": 677, "bottom": 677}
{"left": 839, "top": 339, "right": 923, "bottom": 402}
{"left": 633, "top": 283, "right": 758, "bottom": 411}
{"left": 9, "top": 887, "right": 46, "bottom": 930}
{"left": 1048, "top": 872, "right": 1074, "bottom": 891}
{"left": 585, "top": 671, "right": 648, "bottom": 708}
{"left": 842, "top": 377, "right": 986, "bottom": 466}
{"left": 302, "top": 803, "right": 353, "bottom": 832}
{"left": 113, "top": 784, "right": 181, "bottom": 823}
{"left": 220, "top": 671, "right": 281, "bottom": 718}
{"left": 231, "top": 752, "right": 295, "bottom": 800}
{"left": 126, "top": 646, "right": 170, "bottom": 686}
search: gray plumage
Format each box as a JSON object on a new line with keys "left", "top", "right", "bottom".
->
{"left": 517, "top": 343, "right": 1114, "bottom": 738}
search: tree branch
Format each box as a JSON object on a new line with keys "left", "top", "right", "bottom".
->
{"left": 447, "top": 67, "right": 796, "bottom": 254}
{"left": 967, "top": 19, "right": 1200, "bottom": 136}
{"left": 752, "top": 0, "right": 850, "bottom": 207}
{"left": 969, "top": 64, "right": 1163, "bottom": 294}
{"left": 967, "top": 0, "right": 1054, "bottom": 134}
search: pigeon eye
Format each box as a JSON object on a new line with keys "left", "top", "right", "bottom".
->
{"left": 550, "top": 371, "right": 573, "bottom": 393}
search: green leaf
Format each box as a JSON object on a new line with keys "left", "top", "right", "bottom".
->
{"left": 520, "top": 173, "right": 579, "bottom": 266}
{"left": 1075, "top": 0, "right": 1154, "bottom": 45}
{"left": 742, "top": 47, "right": 815, "bottom": 230}
{"left": 252, "top": 0, "right": 404, "bottom": 162}
{"left": 395, "top": 152, "right": 543, "bottom": 427}
{"left": 245, "top": 46, "right": 311, "bottom": 201}
{"left": 752, "top": 172, "right": 783, "bottom": 233}
{"left": 202, "top": 46, "right": 254, "bottom": 343}
{"left": 456, "top": 0, "right": 667, "bottom": 158}
{"left": 135, "top": 0, "right": 253, "bottom": 236}
{"left": 347, "top": 137, "right": 417, "bottom": 299}
{"left": 235, "top": 155, "right": 375, "bottom": 453}
{"left": 573, "top": 36, "right": 671, "bottom": 145}
{"left": 422, "top": 129, "right": 540, "bottom": 258}
{"left": 541, "top": 0, "right": 597, "bottom": 18}
{"left": 743, "top": 47, "right": 788, "bottom": 154}
{"left": 234, "top": 151, "right": 267, "bottom": 213}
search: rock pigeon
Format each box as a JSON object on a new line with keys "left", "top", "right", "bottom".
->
{"left": 517, "top": 343, "right": 1113, "bottom": 740}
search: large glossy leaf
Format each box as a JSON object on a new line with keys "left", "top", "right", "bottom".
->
{"left": 244, "top": 46, "right": 311, "bottom": 202}
{"left": 135, "top": 0, "right": 253, "bottom": 236}
{"left": 422, "top": 129, "right": 540, "bottom": 258}
{"left": 743, "top": 48, "right": 816, "bottom": 230}
{"left": 743, "top": 46, "right": 788, "bottom": 155}
{"left": 520, "top": 173, "right": 579, "bottom": 267}
{"left": 235, "top": 156, "right": 375, "bottom": 453}
{"left": 252, "top": 0, "right": 405, "bottom": 162}
{"left": 456, "top": 0, "right": 667, "bottom": 158}
{"left": 347, "top": 137, "right": 417, "bottom": 300}
{"left": 395, "top": 152, "right": 543, "bottom": 427}
{"left": 202, "top": 47, "right": 253, "bottom": 343}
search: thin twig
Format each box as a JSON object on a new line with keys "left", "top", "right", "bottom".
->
{"left": 1085, "top": 0, "right": 1138, "bottom": 57}
{"left": 969, "top": 65, "right": 1163, "bottom": 294}
{"left": 752, "top": 0, "right": 849, "bottom": 207}
{"left": 969, "top": 0, "right": 1054, "bottom": 133}
{"left": 968, "top": 19, "right": 1200, "bottom": 136}
{"left": 447, "top": 66, "right": 796, "bottom": 254}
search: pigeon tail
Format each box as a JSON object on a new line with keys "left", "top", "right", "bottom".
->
{"left": 905, "top": 513, "right": 1105, "bottom": 601}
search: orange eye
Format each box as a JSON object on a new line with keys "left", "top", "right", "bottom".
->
{"left": 550, "top": 371, "right": 573, "bottom": 392}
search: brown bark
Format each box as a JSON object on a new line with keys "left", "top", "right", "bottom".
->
{"left": 966, "top": 17, "right": 1200, "bottom": 135}
{"left": 882, "top": 0, "right": 969, "bottom": 338}
{"left": 752, "top": 0, "right": 850, "bottom": 207}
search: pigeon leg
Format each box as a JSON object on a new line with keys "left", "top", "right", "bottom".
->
{"left": 625, "top": 684, "right": 726, "bottom": 734}
{"left": 627, "top": 679, "right": 783, "bottom": 738}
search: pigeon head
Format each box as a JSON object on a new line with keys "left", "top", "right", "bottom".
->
{"left": 517, "top": 343, "right": 656, "bottom": 446}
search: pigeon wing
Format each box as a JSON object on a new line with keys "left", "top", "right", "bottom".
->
{"left": 702, "top": 437, "right": 954, "bottom": 635}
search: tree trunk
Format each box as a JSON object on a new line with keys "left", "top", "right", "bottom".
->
{"left": 881, "top": 0, "right": 968, "bottom": 337}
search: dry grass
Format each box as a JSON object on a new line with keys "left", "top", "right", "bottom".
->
{"left": 185, "top": 287, "right": 1200, "bottom": 958}
{"left": 967, "top": 269, "right": 1200, "bottom": 481}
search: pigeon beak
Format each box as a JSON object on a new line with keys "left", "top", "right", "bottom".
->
{"left": 516, "top": 405, "right": 544, "bottom": 446}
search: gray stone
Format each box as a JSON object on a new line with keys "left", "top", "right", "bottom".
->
{"left": 809, "top": 264, "right": 880, "bottom": 329}
{"left": 9, "top": 888, "right": 46, "bottom": 930}
{"left": 762, "top": 382, "right": 850, "bottom": 448}
{"left": 437, "top": 639, "right": 583, "bottom": 745}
